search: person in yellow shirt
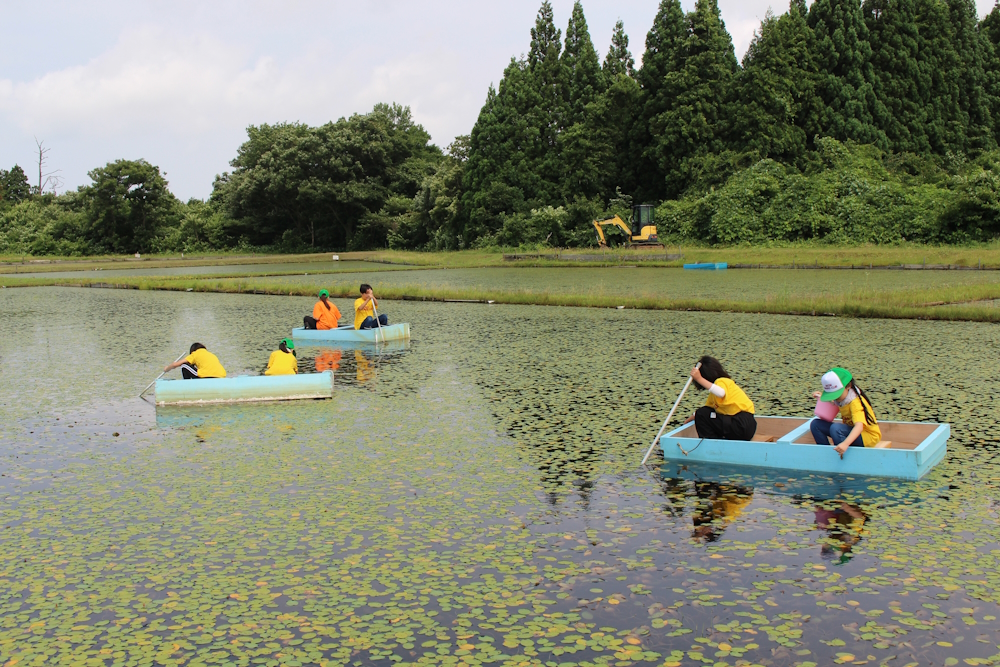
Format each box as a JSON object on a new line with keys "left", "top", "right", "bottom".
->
{"left": 264, "top": 338, "right": 298, "bottom": 376}
{"left": 682, "top": 356, "right": 756, "bottom": 440}
{"left": 810, "top": 367, "right": 881, "bottom": 457}
{"left": 304, "top": 290, "right": 342, "bottom": 330}
{"left": 164, "top": 343, "right": 227, "bottom": 379}
{"left": 354, "top": 283, "right": 388, "bottom": 330}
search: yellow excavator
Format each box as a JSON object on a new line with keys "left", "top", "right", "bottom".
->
{"left": 593, "top": 204, "right": 663, "bottom": 248}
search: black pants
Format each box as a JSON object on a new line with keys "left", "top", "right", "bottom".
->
{"left": 694, "top": 407, "right": 757, "bottom": 441}
{"left": 180, "top": 363, "right": 200, "bottom": 379}
{"left": 303, "top": 316, "right": 318, "bottom": 330}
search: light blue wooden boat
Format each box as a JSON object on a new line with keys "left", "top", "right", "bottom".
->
{"left": 683, "top": 262, "right": 728, "bottom": 270}
{"left": 659, "top": 416, "right": 949, "bottom": 480}
{"left": 155, "top": 371, "right": 333, "bottom": 405}
{"left": 292, "top": 323, "right": 410, "bottom": 343}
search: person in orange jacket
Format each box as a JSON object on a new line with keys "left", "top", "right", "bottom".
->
{"left": 304, "top": 289, "right": 342, "bottom": 330}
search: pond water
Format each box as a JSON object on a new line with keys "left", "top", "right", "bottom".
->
{"left": 217, "top": 266, "right": 1000, "bottom": 301}
{"left": 1, "top": 286, "right": 999, "bottom": 666}
{"left": 2, "top": 260, "right": 400, "bottom": 279}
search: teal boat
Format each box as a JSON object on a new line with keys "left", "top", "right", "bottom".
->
{"left": 659, "top": 416, "right": 949, "bottom": 480}
{"left": 155, "top": 371, "right": 333, "bottom": 405}
{"left": 683, "top": 262, "right": 728, "bottom": 270}
{"left": 292, "top": 323, "right": 410, "bottom": 344}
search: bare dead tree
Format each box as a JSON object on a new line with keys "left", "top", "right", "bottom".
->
{"left": 34, "top": 138, "right": 63, "bottom": 194}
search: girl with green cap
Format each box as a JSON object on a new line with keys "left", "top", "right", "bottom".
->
{"left": 810, "top": 368, "right": 881, "bottom": 457}
{"left": 264, "top": 338, "right": 298, "bottom": 376}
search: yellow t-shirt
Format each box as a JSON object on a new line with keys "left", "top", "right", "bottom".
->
{"left": 185, "top": 348, "right": 226, "bottom": 378}
{"left": 264, "top": 349, "right": 297, "bottom": 376}
{"left": 705, "top": 378, "right": 755, "bottom": 415}
{"left": 839, "top": 393, "right": 881, "bottom": 447}
{"left": 354, "top": 297, "right": 375, "bottom": 330}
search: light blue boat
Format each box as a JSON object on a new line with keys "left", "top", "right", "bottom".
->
{"left": 659, "top": 416, "right": 949, "bottom": 480}
{"left": 292, "top": 323, "right": 410, "bottom": 344}
{"left": 683, "top": 262, "right": 728, "bottom": 270}
{"left": 155, "top": 371, "right": 333, "bottom": 405}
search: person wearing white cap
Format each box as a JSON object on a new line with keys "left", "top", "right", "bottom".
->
{"left": 810, "top": 367, "right": 881, "bottom": 458}
{"left": 682, "top": 356, "right": 757, "bottom": 440}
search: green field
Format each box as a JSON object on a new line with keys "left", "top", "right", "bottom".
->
{"left": 8, "top": 244, "right": 1000, "bottom": 272}
{"left": 4, "top": 248, "right": 1000, "bottom": 322}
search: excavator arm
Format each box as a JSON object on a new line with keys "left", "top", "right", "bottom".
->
{"left": 592, "top": 215, "right": 632, "bottom": 248}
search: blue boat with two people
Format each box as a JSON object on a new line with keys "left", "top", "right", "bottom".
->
{"left": 292, "top": 322, "right": 410, "bottom": 344}
{"left": 155, "top": 371, "right": 334, "bottom": 406}
{"left": 659, "top": 416, "right": 949, "bottom": 480}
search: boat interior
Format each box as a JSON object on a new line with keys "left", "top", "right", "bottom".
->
{"left": 671, "top": 417, "right": 938, "bottom": 450}
{"left": 670, "top": 417, "right": 810, "bottom": 443}
{"left": 792, "top": 421, "right": 938, "bottom": 450}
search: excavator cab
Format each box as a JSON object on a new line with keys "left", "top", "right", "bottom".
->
{"left": 630, "top": 205, "right": 658, "bottom": 244}
{"left": 592, "top": 203, "right": 661, "bottom": 248}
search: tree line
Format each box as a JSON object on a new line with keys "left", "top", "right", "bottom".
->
{"left": 3, "top": 0, "right": 1000, "bottom": 255}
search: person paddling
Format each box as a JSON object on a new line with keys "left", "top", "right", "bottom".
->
{"left": 354, "top": 283, "right": 388, "bottom": 330}
{"left": 304, "top": 289, "right": 342, "bottom": 330}
{"left": 682, "top": 356, "right": 757, "bottom": 441}
{"left": 164, "top": 343, "right": 227, "bottom": 379}
{"left": 264, "top": 338, "right": 298, "bottom": 376}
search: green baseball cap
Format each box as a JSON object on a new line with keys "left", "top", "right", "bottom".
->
{"left": 318, "top": 289, "right": 329, "bottom": 298}
{"left": 282, "top": 338, "right": 294, "bottom": 350}
{"left": 820, "top": 367, "right": 853, "bottom": 402}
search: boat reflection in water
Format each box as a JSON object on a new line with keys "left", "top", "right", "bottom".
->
{"left": 689, "top": 482, "right": 754, "bottom": 543}
{"left": 659, "top": 460, "right": 939, "bottom": 560}
{"left": 808, "top": 500, "right": 867, "bottom": 563}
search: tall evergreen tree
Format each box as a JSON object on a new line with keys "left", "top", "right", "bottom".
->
{"left": 632, "top": 0, "right": 689, "bottom": 201}
{"left": 527, "top": 1, "right": 568, "bottom": 203}
{"left": 982, "top": 2, "right": 1000, "bottom": 144}
{"left": 0, "top": 165, "right": 32, "bottom": 205}
{"left": 647, "top": 0, "right": 739, "bottom": 198}
{"left": 983, "top": 3, "right": 1000, "bottom": 46}
{"left": 562, "top": 1, "right": 604, "bottom": 122}
{"left": 603, "top": 19, "right": 635, "bottom": 78}
{"left": 864, "top": 0, "right": 930, "bottom": 152}
{"left": 808, "top": 0, "right": 887, "bottom": 145}
{"left": 560, "top": 3, "right": 609, "bottom": 201}
{"left": 947, "top": 0, "right": 996, "bottom": 151}
{"left": 462, "top": 61, "right": 539, "bottom": 241}
{"left": 734, "top": 0, "right": 817, "bottom": 164}
{"left": 570, "top": 20, "right": 640, "bottom": 201}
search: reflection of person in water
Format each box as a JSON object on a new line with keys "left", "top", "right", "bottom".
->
{"left": 355, "top": 349, "right": 374, "bottom": 384}
{"left": 315, "top": 350, "right": 342, "bottom": 372}
{"left": 690, "top": 483, "right": 753, "bottom": 542}
{"left": 814, "top": 502, "right": 867, "bottom": 562}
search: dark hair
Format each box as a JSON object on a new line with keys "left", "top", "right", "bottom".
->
{"left": 278, "top": 341, "right": 289, "bottom": 353}
{"left": 848, "top": 380, "right": 876, "bottom": 425}
{"left": 190, "top": 342, "right": 206, "bottom": 353}
{"left": 360, "top": 283, "right": 372, "bottom": 295}
{"left": 695, "top": 355, "right": 730, "bottom": 388}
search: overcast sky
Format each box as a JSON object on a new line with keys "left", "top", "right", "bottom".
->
{"left": 1, "top": 0, "right": 996, "bottom": 200}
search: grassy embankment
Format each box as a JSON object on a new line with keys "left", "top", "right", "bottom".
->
{"left": 4, "top": 246, "right": 1000, "bottom": 321}
{"left": 8, "top": 243, "right": 1000, "bottom": 272}
{"left": 5, "top": 271, "right": 1000, "bottom": 322}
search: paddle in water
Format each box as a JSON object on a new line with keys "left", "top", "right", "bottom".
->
{"left": 641, "top": 362, "right": 701, "bottom": 465}
{"left": 139, "top": 351, "right": 187, "bottom": 398}
{"left": 373, "top": 303, "right": 384, "bottom": 345}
